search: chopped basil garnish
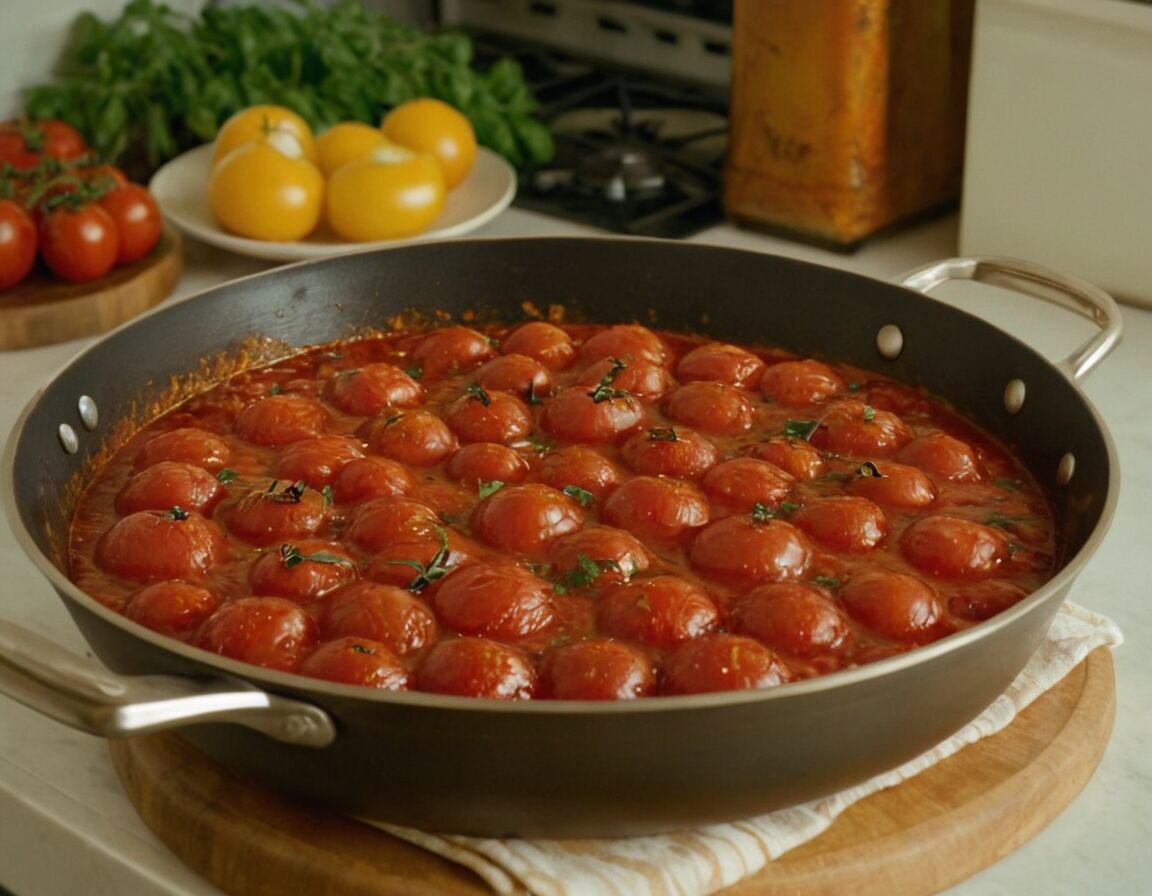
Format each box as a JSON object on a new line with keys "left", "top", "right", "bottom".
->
{"left": 648, "top": 427, "right": 678, "bottom": 442}
{"left": 813, "top": 575, "right": 842, "bottom": 590}
{"left": 388, "top": 525, "right": 453, "bottom": 592}
{"left": 267, "top": 480, "right": 307, "bottom": 503}
{"left": 279, "top": 544, "right": 352, "bottom": 569}
{"left": 166, "top": 505, "right": 189, "bottom": 521}
{"left": 216, "top": 468, "right": 240, "bottom": 484}
{"left": 477, "top": 480, "right": 505, "bottom": 499}
{"left": 587, "top": 357, "right": 629, "bottom": 403}
{"left": 784, "top": 418, "right": 819, "bottom": 440}
{"left": 862, "top": 405, "right": 877, "bottom": 423}
{"left": 562, "top": 484, "right": 595, "bottom": 506}
{"left": 465, "top": 382, "right": 491, "bottom": 406}
{"left": 404, "top": 364, "right": 423, "bottom": 380}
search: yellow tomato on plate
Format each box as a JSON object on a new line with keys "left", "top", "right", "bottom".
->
{"left": 209, "top": 138, "right": 324, "bottom": 241}
{"left": 381, "top": 98, "right": 477, "bottom": 189}
{"left": 211, "top": 104, "right": 317, "bottom": 168}
{"left": 325, "top": 146, "right": 446, "bottom": 241}
{"left": 314, "top": 122, "right": 392, "bottom": 178}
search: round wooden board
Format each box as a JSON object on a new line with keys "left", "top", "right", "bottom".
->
{"left": 108, "top": 648, "right": 1115, "bottom": 896}
{"left": 0, "top": 225, "right": 183, "bottom": 350}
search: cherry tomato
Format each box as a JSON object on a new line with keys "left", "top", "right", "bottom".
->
{"left": 0, "top": 118, "right": 87, "bottom": 169}
{"left": 442, "top": 386, "right": 533, "bottom": 444}
{"left": 689, "top": 515, "right": 812, "bottom": 586}
{"left": 95, "top": 508, "right": 225, "bottom": 583}
{"left": 900, "top": 514, "right": 1010, "bottom": 579}
{"left": 364, "top": 527, "right": 479, "bottom": 590}
{"left": 0, "top": 198, "right": 37, "bottom": 290}
{"left": 760, "top": 359, "right": 845, "bottom": 407}
{"left": 472, "top": 353, "right": 553, "bottom": 399}
{"left": 540, "top": 639, "right": 656, "bottom": 700}
{"left": 314, "top": 121, "right": 391, "bottom": 177}
{"left": 432, "top": 563, "right": 557, "bottom": 640}
{"left": 416, "top": 636, "right": 537, "bottom": 699}
{"left": 898, "top": 432, "right": 986, "bottom": 483}
{"left": 661, "top": 633, "right": 794, "bottom": 695}
{"left": 115, "top": 461, "right": 225, "bottom": 515}
{"left": 547, "top": 526, "right": 652, "bottom": 590}
{"left": 273, "top": 435, "right": 364, "bottom": 488}
{"left": 356, "top": 409, "right": 458, "bottom": 467}
{"left": 502, "top": 321, "right": 577, "bottom": 370}
{"left": 330, "top": 456, "right": 416, "bottom": 504}
{"left": 325, "top": 146, "right": 446, "bottom": 241}
{"left": 602, "top": 475, "right": 709, "bottom": 544}
{"left": 133, "top": 427, "right": 231, "bottom": 471}
{"left": 123, "top": 581, "right": 220, "bottom": 639}
{"left": 470, "top": 483, "right": 584, "bottom": 556}
{"left": 539, "top": 385, "right": 647, "bottom": 443}
{"left": 734, "top": 582, "right": 852, "bottom": 658}
{"left": 662, "top": 381, "right": 754, "bottom": 435}
{"left": 323, "top": 581, "right": 439, "bottom": 655}
{"left": 580, "top": 324, "right": 670, "bottom": 366}
{"left": 96, "top": 182, "right": 162, "bottom": 264}
{"left": 596, "top": 574, "right": 719, "bottom": 649}
{"left": 445, "top": 442, "right": 530, "bottom": 488}
{"left": 38, "top": 200, "right": 119, "bottom": 283}
{"left": 343, "top": 495, "right": 441, "bottom": 552}
{"left": 700, "top": 457, "right": 795, "bottom": 516}
{"left": 233, "top": 394, "right": 327, "bottom": 447}
{"left": 196, "top": 596, "right": 319, "bottom": 672}
{"left": 791, "top": 496, "right": 889, "bottom": 553}
{"left": 948, "top": 580, "right": 1029, "bottom": 622}
{"left": 535, "top": 445, "right": 621, "bottom": 501}
{"left": 575, "top": 356, "right": 673, "bottom": 401}
{"left": 225, "top": 479, "right": 329, "bottom": 546}
{"left": 620, "top": 425, "right": 718, "bottom": 480}
{"left": 410, "top": 325, "right": 495, "bottom": 379}
{"left": 848, "top": 460, "right": 937, "bottom": 508}
{"left": 211, "top": 104, "right": 317, "bottom": 168}
{"left": 327, "top": 363, "right": 424, "bottom": 416}
{"left": 808, "top": 400, "right": 913, "bottom": 458}
{"left": 381, "top": 97, "right": 477, "bottom": 189}
{"left": 676, "top": 341, "right": 765, "bottom": 388}
{"left": 839, "top": 570, "right": 944, "bottom": 643}
{"left": 248, "top": 539, "right": 358, "bottom": 602}
{"left": 209, "top": 138, "right": 323, "bottom": 241}
{"left": 298, "top": 636, "right": 410, "bottom": 689}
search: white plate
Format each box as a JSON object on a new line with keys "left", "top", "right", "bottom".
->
{"left": 149, "top": 143, "right": 517, "bottom": 262}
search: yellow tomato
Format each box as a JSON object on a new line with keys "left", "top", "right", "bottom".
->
{"left": 325, "top": 146, "right": 446, "bottom": 241}
{"left": 381, "top": 98, "right": 477, "bottom": 189}
{"left": 209, "top": 139, "right": 324, "bottom": 241}
{"left": 211, "top": 104, "right": 317, "bottom": 168}
{"left": 314, "top": 121, "right": 392, "bottom": 178}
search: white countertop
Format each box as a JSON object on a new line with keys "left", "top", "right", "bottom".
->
{"left": 1, "top": 207, "right": 1148, "bottom": 895}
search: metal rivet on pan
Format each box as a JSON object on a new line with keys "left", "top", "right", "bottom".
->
{"left": 1057, "top": 452, "right": 1076, "bottom": 486}
{"left": 1003, "top": 379, "right": 1027, "bottom": 415}
{"left": 58, "top": 424, "right": 79, "bottom": 455}
{"left": 78, "top": 395, "right": 99, "bottom": 430}
{"left": 876, "top": 324, "right": 904, "bottom": 361}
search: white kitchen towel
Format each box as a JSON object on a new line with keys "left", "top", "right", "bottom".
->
{"left": 372, "top": 601, "right": 1123, "bottom": 896}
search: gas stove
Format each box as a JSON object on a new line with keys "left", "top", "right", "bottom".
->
{"left": 441, "top": 0, "right": 732, "bottom": 238}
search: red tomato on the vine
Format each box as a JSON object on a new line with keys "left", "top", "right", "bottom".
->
{"left": 97, "top": 182, "right": 162, "bottom": 264}
{"left": 0, "top": 199, "right": 37, "bottom": 290}
{"left": 0, "top": 118, "right": 87, "bottom": 170}
{"left": 38, "top": 201, "right": 120, "bottom": 283}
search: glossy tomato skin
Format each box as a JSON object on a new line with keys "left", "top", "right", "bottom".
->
{"left": 342, "top": 495, "right": 440, "bottom": 552}
{"left": 662, "top": 381, "right": 755, "bottom": 435}
{"left": 322, "top": 580, "right": 439, "bottom": 656}
{"left": 432, "top": 563, "right": 557, "bottom": 640}
{"left": 689, "top": 515, "right": 812, "bottom": 587}
{"left": 0, "top": 199, "right": 37, "bottom": 290}
{"left": 357, "top": 409, "right": 458, "bottom": 467}
{"left": 536, "top": 445, "right": 622, "bottom": 502}
{"left": 114, "top": 461, "right": 226, "bottom": 515}
{"left": 134, "top": 427, "right": 231, "bottom": 472}
{"left": 839, "top": 570, "right": 945, "bottom": 643}
{"left": 364, "top": 526, "right": 480, "bottom": 591}
{"left": 381, "top": 98, "right": 477, "bottom": 188}
{"left": 898, "top": 432, "right": 986, "bottom": 483}
{"left": 470, "top": 483, "right": 584, "bottom": 556}
{"left": 675, "top": 341, "right": 765, "bottom": 388}
{"left": 791, "top": 496, "right": 889, "bottom": 554}
{"left": 760, "top": 359, "right": 846, "bottom": 407}
{"left": 809, "top": 400, "right": 913, "bottom": 458}
{"left": 547, "top": 526, "right": 651, "bottom": 590}
{"left": 298, "top": 636, "right": 410, "bottom": 689}
{"left": 596, "top": 574, "right": 720, "bottom": 649}
{"left": 210, "top": 104, "right": 317, "bottom": 168}
{"left": 328, "top": 363, "right": 424, "bottom": 417}
{"left": 123, "top": 581, "right": 221, "bottom": 639}
{"left": 661, "top": 633, "right": 794, "bottom": 695}
{"left": 0, "top": 118, "right": 87, "bottom": 169}
{"left": 225, "top": 480, "right": 329, "bottom": 546}
{"left": 540, "top": 386, "right": 648, "bottom": 444}
{"left": 540, "top": 639, "right": 656, "bottom": 700}
{"left": 620, "top": 426, "right": 718, "bottom": 480}
{"left": 209, "top": 139, "right": 323, "bottom": 242}
{"left": 274, "top": 435, "right": 364, "bottom": 488}
{"left": 95, "top": 509, "right": 225, "bottom": 583}
{"left": 411, "top": 326, "right": 495, "bottom": 379}
{"left": 900, "top": 514, "right": 1010, "bottom": 579}
{"left": 415, "top": 636, "right": 537, "bottom": 699}
{"left": 314, "top": 121, "right": 390, "bottom": 177}
{"left": 848, "top": 461, "right": 937, "bottom": 508}
{"left": 502, "top": 321, "right": 576, "bottom": 370}
{"left": 734, "top": 582, "right": 852, "bottom": 658}
{"left": 700, "top": 457, "right": 795, "bottom": 517}
{"left": 97, "top": 183, "right": 162, "bottom": 264}
{"left": 38, "top": 201, "right": 120, "bottom": 283}
{"left": 575, "top": 356, "right": 672, "bottom": 401}
{"left": 196, "top": 596, "right": 319, "bottom": 672}
{"left": 330, "top": 456, "right": 415, "bottom": 504}
{"left": 325, "top": 149, "right": 445, "bottom": 241}
{"left": 234, "top": 394, "right": 327, "bottom": 447}
{"left": 743, "top": 437, "right": 826, "bottom": 480}
{"left": 472, "top": 353, "right": 553, "bottom": 400}
{"left": 442, "top": 388, "right": 533, "bottom": 444}
{"left": 248, "top": 539, "right": 358, "bottom": 603}
{"left": 580, "top": 324, "right": 670, "bottom": 366}
{"left": 445, "top": 442, "right": 530, "bottom": 488}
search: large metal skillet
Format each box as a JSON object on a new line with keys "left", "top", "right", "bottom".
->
{"left": 0, "top": 238, "right": 1120, "bottom": 838}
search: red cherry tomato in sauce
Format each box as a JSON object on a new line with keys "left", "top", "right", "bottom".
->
{"left": 329, "top": 456, "right": 415, "bottom": 504}
{"left": 96, "top": 508, "right": 225, "bottom": 583}
{"left": 900, "top": 514, "right": 1010, "bottom": 579}
{"left": 689, "top": 514, "right": 812, "bottom": 587}
{"left": 115, "top": 461, "right": 226, "bottom": 515}
{"left": 248, "top": 539, "right": 358, "bottom": 602}
{"left": 133, "top": 427, "right": 231, "bottom": 472}
{"left": 445, "top": 441, "right": 530, "bottom": 488}
{"left": 898, "top": 432, "right": 986, "bottom": 483}
{"left": 661, "top": 633, "right": 794, "bottom": 695}
{"left": 322, "top": 580, "right": 438, "bottom": 655}
{"left": 411, "top": 325, "right": 495, "bottom": 378}
{"left": 848, "top": 460, "right": 937, "bottom": 508}
{"left": 547, "top": 525, "right": 652, "bottom": 590}
{"left": 700, "top": 457, "right": 795, "bottom": 517}
{"left": 234, "top": 394, "right": 327, "bottom": 447}
{"left": 535, "top": 445, "right": 621, "bottom": 501}
{"left": 839, "top": 570, "right": 944, "bottom": 643}
{"left": 540, "top": 639, "right": 656, "bottom": 700}
{"left": 364, "top": 527, "right": 478, "bottom": 591}
{"left": 96, "top": 182, "right": 162, "bottom": 265}
{"left": 734, "top": 582, "right": 852, "bottom": 658}
{"left": 274, "top": 435, "right": 364, "bottom": 488}
{"left": 662, "top": 381, "right": 755, "bottom": 435}
{"left": 808, "top": 400, "right": 912, "bottom": 458}
{"left": 948, "top": 579, "right": 1029, "bottom": 622}
{"left": 791, "top": 496, "right": 888, "bottom": 554}
{"left": 596, "top": 574, "right": 719, "bottom": 649}
{"left": 0, "top": 199, "right": 37, "bottom": 290}
{"left": 442, "top": 386, "right": 533, "bottom": 444}
{"left": 298, "top": 636, "right": 410, "bottom": 689}
{"left": 470, "top": 483, "right": 583, "bottom": 556}
{"left": 196, "top": 596, "right": 319, "bottom": 672}
{"left": 743, "top": 437, "right": 826, "bottom": 480}
{"left": 575, "top": 356, "right": 672, "bottom": 401}
{"left": 38, "top": 201, "right": 120, "bottom": 284}
{"left": 675, "top": 341, "right": 765, "bottom": 388}
{"left": 415, "top": 636, "right": 537, "bottom": 699}
{"left": 343, "top": 495, "right": 440, "bottom": 552}
{"left": 601, "top": 475, "right": 709, "bottom": 544}
{"left": 501, "top": 321, "right": 576, "bottom": 370}
{"left": 620, "top": 425, "right": 718, "bottom": 480}
{"left": 357, "top": 409, "right": 458, "bottom": 466}
{"left": 472, "top": 353, "right": 553, "bottom": 399}
{"left": 123, "top": 581, "right": 221, "bottom": 639}
{"left": 225, "top": 479, "right": 329, "bottom": 546}
{"left": 760, "top": 359, "right": 846, "bottom": 407}
{"left": 539, "top": 385, "right": 647, "bottom": 443}
{"left": 328, "top": 363, "right": 424, "bottom": 417}
{"left": 580, "top": 323, "right": 670, "bottom": 366}
{"left": 432, "top": 563, "right": 557, "bottom": 640}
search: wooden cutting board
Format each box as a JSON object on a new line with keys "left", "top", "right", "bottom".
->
{"left": 108, "top": 648, "right": 1115, "bottom": 896}
{"left": 0, "top": 225, "right": 182, "bottom": 350}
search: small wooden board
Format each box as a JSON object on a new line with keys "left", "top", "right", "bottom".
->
{"left": 108, "top": 648, "right": 1115, "bottom": 896}
{"left": 0, "top": 225, "right": 182, "bottom": 350}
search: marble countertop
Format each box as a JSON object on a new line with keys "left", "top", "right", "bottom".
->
{"left": 1, "top": 208, "right": 1147, "bottom": 895}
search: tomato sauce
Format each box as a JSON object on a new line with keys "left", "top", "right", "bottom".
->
{"left": 68, "top": 322, "right": 1056, "bottom": 699}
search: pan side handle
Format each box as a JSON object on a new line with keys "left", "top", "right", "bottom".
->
{"left": 0, "top": 619, "right": 335, "bottom": 747}
{"left": 897, "top": 255, "right": 1122, "bottom": 383}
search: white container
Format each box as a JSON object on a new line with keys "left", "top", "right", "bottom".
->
{"left": 959, "top": 0, "right": 1152, "bottom": 308}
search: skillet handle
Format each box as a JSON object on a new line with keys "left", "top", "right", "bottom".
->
{"left": 0, "top": 619, "right": 336, "bottom": 748}
{"left": 897, "top": 255, "right": 1122, "bottom": 383}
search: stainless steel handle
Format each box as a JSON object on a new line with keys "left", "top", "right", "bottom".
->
{"left": 897, "top": 255, "right": 1123, "bottom": 383}
{"left": 0, "top": 619, "right": 336, "bottom": 747}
